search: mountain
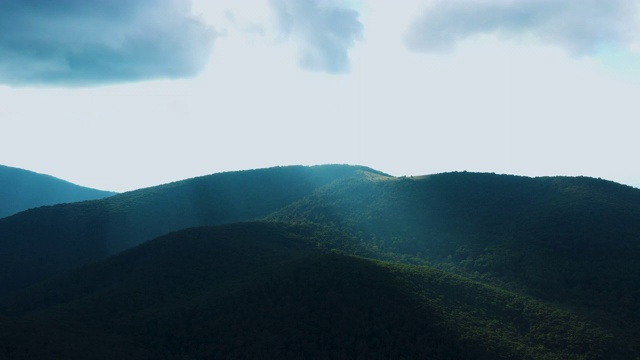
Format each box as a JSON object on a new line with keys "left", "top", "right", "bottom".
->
{"left": 269, "top": 171, "right": 640, "bottom": 348}
{"left": 0, "top": 222, "right": 629, "bottom": 359}
{"left": 1, "top": 165, "right": 639, "bottom": 356}
{"left": 0, "top": 165, "right": 115, "bottom": 219}
{"left": 0, "top": 164, "right": 378, "bottom": 296}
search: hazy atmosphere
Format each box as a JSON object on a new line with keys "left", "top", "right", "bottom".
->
{"left": 2, "top": 0, "right": 639, "bottom": 192}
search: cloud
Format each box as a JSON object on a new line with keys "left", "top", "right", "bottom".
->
{"left": 0, "top": 0, "right": 215, "bottom": 86}
{"left": 270, "top": 0, "right": 363, "bottom": 73}
{"left": 405, "top": 0, "right": 640, "bottom": 56}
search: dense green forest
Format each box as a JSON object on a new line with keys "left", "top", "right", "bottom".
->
{"left": 0, "top": 165, "right": 115, "bottom": 219}
{"left": 1, "top": 165, "right": 639, "bottom": 358}
{"left": 270, "top": 171, "right": 640, "bottom": 349}
{"left": 0, "top": 222, "right": 630, "bottom": 359}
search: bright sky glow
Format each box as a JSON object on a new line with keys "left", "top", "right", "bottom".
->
{"left": 1, "top": 0, "right": 640, "bottom": 192}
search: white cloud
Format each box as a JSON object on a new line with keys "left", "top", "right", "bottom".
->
{"left": 405, "top": 0, "right": 640, "bottom": 56}
{"left": 270, "top": 0, "right": 363, "bottom": 73}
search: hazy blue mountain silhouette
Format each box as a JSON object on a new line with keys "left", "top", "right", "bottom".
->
{"left": 0, "top": 165, "right": 115, "bottom": 219}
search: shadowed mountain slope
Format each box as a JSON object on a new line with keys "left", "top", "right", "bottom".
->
{"left": 0, "top": 165, "right": 115, "bottom": 219}
{"left": 0, "top": 165, "right": 377, "bottom": 296}
{"left": 0, "top": 222, "right": 629, "bottom": 359}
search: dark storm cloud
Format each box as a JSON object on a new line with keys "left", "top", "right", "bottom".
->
{"left": 405, "top": 0, "right": 639, "bottom": 56}
{"left": 0, "top": 0, "right": 215, "bottom": 86}
{"left": 270, "top": 0, "right": 363, "bottom": 74}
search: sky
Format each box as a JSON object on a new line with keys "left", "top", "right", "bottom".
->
{"left": 1, "top": 0, "right": 640, "bottom": 192}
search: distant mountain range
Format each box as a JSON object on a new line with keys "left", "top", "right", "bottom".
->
{"left": 0, "top": 165, "right": 115, "bottom": 219}
{"left": 0, "top": 165, "right": 638, "bottom": 359}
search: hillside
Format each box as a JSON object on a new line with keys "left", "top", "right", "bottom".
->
{"left": 0, "top": 165, "right": 115, "bottom": 219}
{"left": 269, "top": 171, "right": 640, "bottom": 347}
{"left": 2, "top": 165, "right": 639, "bottom": 355}
{"left": 0, "top": 164, "right": 376, "bottom": 296}
{"left": 0, "top": 222, "right": 629, "bottom": 359}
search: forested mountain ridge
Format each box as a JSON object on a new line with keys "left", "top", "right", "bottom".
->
{"left": 269, "top": 171, "right": 640, "bottom": 349}
{"left": 0, "top": 222, "right": 630, "bottom": 359}
{"left": 0, "top": 165, "right": 378, "bottom": 296}
{"left": 0, "top": 165, "right": 115, "bottom": 219}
